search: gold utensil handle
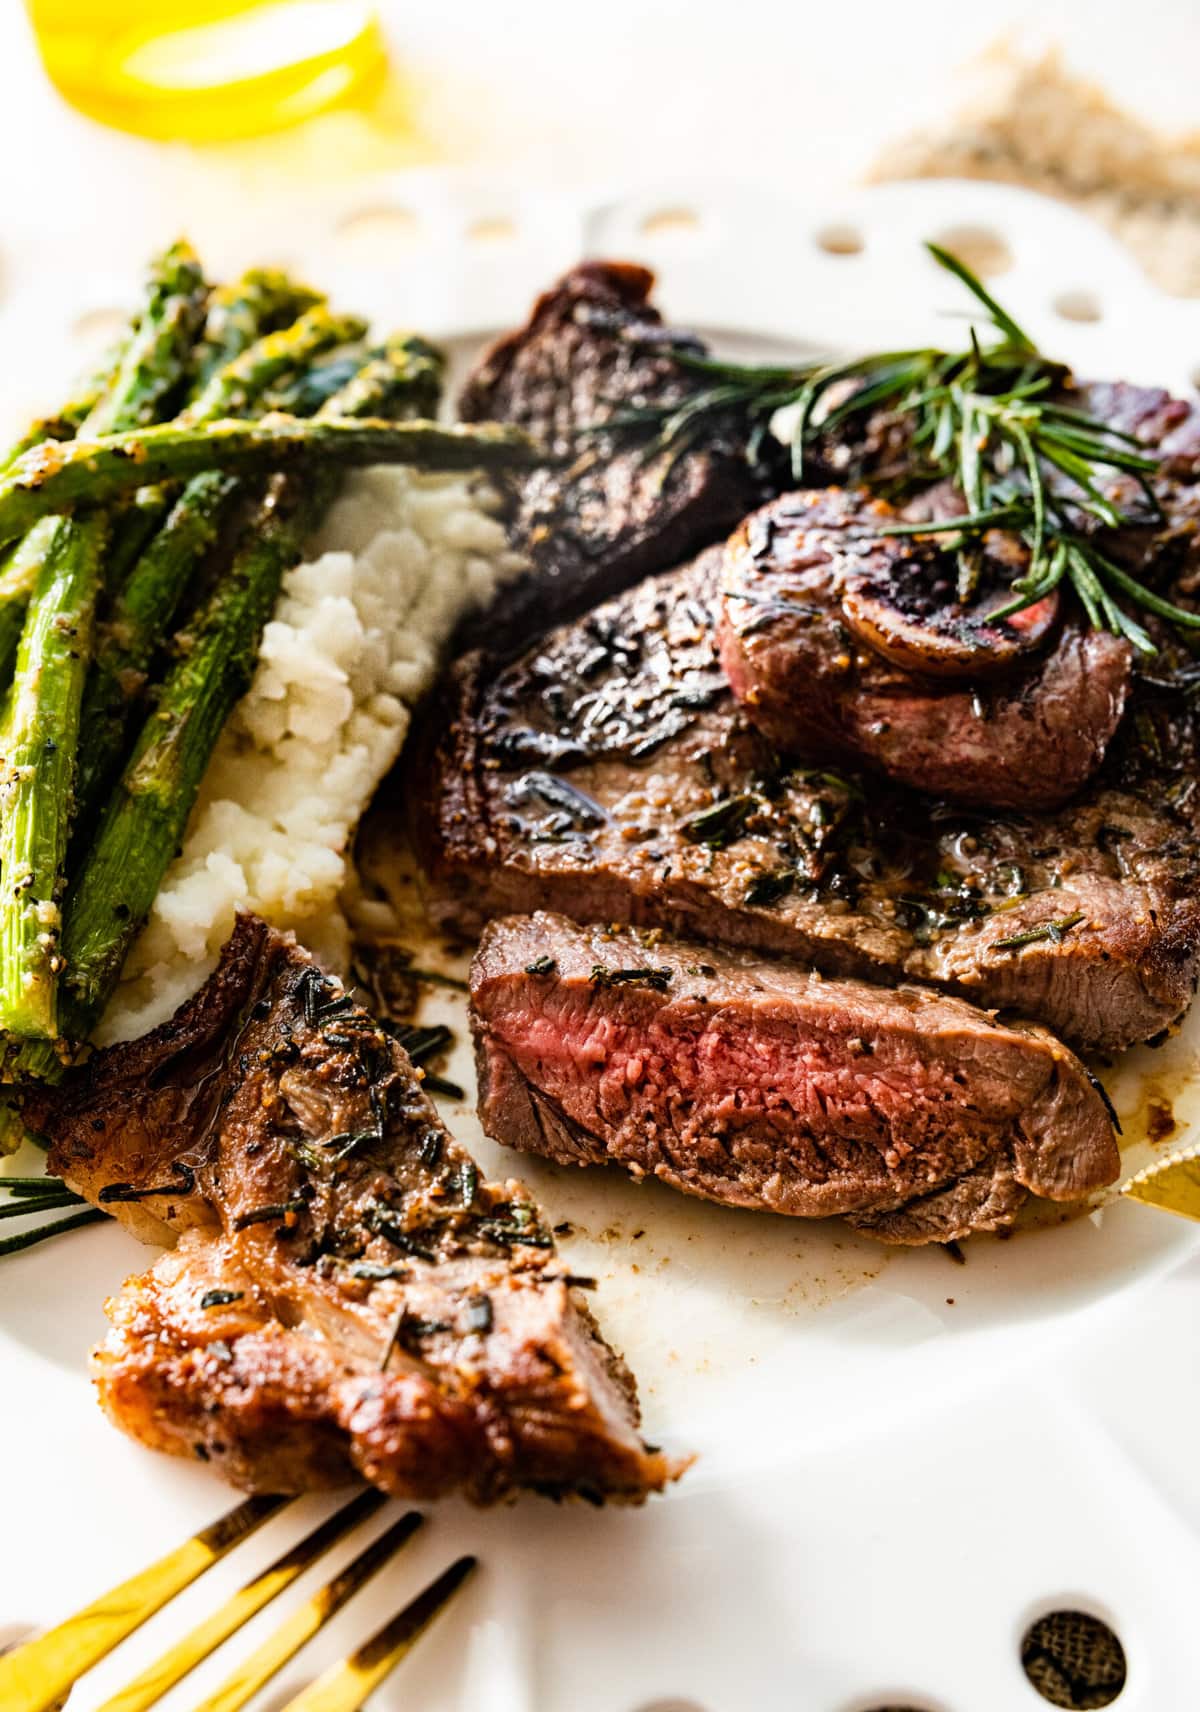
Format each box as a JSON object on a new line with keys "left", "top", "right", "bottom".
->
{"left": 0, "top": 1494, "right": 289, "bottom": 1712}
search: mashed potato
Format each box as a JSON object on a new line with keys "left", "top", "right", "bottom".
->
{"left": 97, "top": 466, "right": 526, "bottom": 1043}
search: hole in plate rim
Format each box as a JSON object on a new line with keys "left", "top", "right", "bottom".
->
{"left": 1018, "top": 1601, "right": 1128, "bottom": 1710}
{"left": 638, "top": 205, "right": 703, "bottom": 238}
{"left": 814, "top": 221, "right": 865, "bottom": 257}
{"left": 466, "top": 214, "right": 517, "bottom": 244}
{"left": 929, "top": 222, "right": 1014, "bottom": 279}
{"left": 839, "top": 1697, "right": 952, "bottom": 1712}
{"left": 334, "top": 203, "right": 425, "bottom": 246}
{"left": 1052, "top": 289, "right": 1103, "bottom": 324}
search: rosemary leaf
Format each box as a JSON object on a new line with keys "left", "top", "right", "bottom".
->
{"left": 0, "top": 1207, "right": 105, "bottom": 1258}
{"left": 598, "top": 241, "right": 1187, "bottom": 651}
{"left": 993, "top": 911, "right": 1086, "bottom": 953}
{"left": 0, "top": 1193, "right": 79, "bottom": 1221}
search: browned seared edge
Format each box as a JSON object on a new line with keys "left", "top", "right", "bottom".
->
{"left": 456, "top": 260, "right": 782, "bottom": 649}
{"left": 412, "top": 550, "right": 1200, "bottom": 1054}
{"left": 26, "top": 915, "right": 683, "bottom": 1504}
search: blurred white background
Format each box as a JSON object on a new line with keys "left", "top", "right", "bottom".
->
{"left": 0, "top": 0, "right": 1195, "bottom": 218}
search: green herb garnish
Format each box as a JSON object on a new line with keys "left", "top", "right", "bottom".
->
{"left": 420, "top": 1072, "right": 465, "bottom": 1100}
{"left": 745, "top": 868, "right": 796, "bottom": 907}
{"left": 0, "top": 1192, "right": 79, "bottom": 1221}
{"left": 680, "top": 794, "right": 757, "bottom": 848}
{"left": 606, "top": 243, "right": 1199, "bottom": 654}
{"left": 0, "top": 1207, "right": 105, "bottom": 1258}
{"left": 98, "top": 1162, "right": 196, "bottom": 1203}
{"left": 993, "top": 911, "right": 1086, "bottom": 952}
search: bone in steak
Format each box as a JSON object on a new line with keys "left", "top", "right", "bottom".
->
{"left": 457, "top": 261, "right": 780, "bottom": 647}
{"left": 717, "top": 487, "right": 1132, "bottom": 809}
{"left": 470, "top": 913, "right": 1118, "bottom": 1245}
{"left": 25, "top": 915, "right": 680, "bottom": 1504}
{"left": 413, "top": 551, "right": 1200, "bottom": 1052}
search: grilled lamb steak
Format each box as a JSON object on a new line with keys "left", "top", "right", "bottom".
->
{"left": 25, "top": 915, "right": 679, "bottom": 1504}
{"left": 717, "top": 487, "right": 1132, "bottom": 809}
{"left": 470, "top": 914, "right": 1118, "bottom": 1245}
{"left": 413, "top": 552, "right": 1200, "bottom": 1052}
{"left": 457, "top": 261, "right": 779, "bottom": 646}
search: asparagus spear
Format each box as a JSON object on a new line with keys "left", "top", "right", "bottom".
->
{"left": 322, "top": 334, "right": 444, "bottom": 421}
{"left": 72, "top": 328, "right": 440, "bottom": 834}
{"left": 267, "top": 334, "right": 444, "bottom": 419}
{"left": 0, "top": 517, "right": 111, "bottom": 1037}
{"left": 45, "top": 357, "right": 437, "bottom": 1053}
{"left": 0, "top": 522, "right": 59, "bottom": 694}
{"left": 183, "top": 306, "right": 368, "bottom": 424}
{"left": 0, "top": 329, "right": 145, "bottom": 675}
{"left": 82, "top": 242, "right": 210, "bottom": 434}
{"left": 264, "top": 351, "right": 363, "bottom": 414}
{"left": 0, "top": 242, "right": 209, "bottom": 1040}
{"left": 190, "top": 269, "right": 322, "bottom": 390}
{"left": 71, "top": 471, "right": 238, "bottom": 833}
{"left": 97, "top": 296, "right": 356, "bottom": 600}
{"left": 0, "top": 414, "right": 535, "bottom": 546}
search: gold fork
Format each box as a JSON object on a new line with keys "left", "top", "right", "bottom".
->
{"left": 0, "top": 1490, "right": 475, "bottom": 1712}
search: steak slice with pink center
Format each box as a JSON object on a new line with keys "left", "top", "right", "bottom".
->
{"left": 469, "top": 912, "right": 1119, "bottom": 1245}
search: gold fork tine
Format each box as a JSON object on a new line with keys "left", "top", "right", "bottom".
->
{"left": 192, "top": 1508, "right": 426, "bottom": 1712}
{"left": 0, "top": 1493, "right": 290, "bottom": 1712}
{"left": 98, "top": 1490, "right": 388, "bottom": 1712}
{"left": 277, "top": 1556, "right": 478, "bottom": 1712}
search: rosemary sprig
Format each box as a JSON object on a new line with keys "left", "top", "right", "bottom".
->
{"left": 0, "top": 1192, "right": 79, "bottom": 1220}
{"left": 1, "top": 1174, "right": 78, "bottom": 1196}
{"left": 0, "top": 1169, "right": 94, "bottom": 1260}
{"left": 993, "top": 911, "right": 1086, "bottom": 952}
{"left": 0, "top": 1207, "right": 104, "bottom": 1258}
{"left": 606, "top": 242, "right": 1199, "bottom": 653}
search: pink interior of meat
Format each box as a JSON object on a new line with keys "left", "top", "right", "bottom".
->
{"left": 481, "top": 982, "right": 1021, "bottom": 1163}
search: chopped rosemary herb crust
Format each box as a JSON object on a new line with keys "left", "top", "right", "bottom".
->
{"left": 23, "top": 914, "right": 681, "bottom": 1505}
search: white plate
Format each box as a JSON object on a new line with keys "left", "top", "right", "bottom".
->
{"left": 2, "top": 177, "right": 1200, "bottom": 1712}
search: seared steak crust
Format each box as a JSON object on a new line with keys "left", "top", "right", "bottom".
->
{"left": 26, "top": 915, "right": 679, "bottom": 1504}
{"left": 469, "top": 914, "right": 1118, "bottom": 1245}
{"left": 717, "top": 488, "right": 1132, "bottom": 809}
{"left": 414, "top": 554, "right": 1200, "bottom": 1051}
{"left": 457, "top": 261, "right": 779, "bottom": 645}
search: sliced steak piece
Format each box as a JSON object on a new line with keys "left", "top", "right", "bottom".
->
{"left": 717, "top": 487, "right": 1132, "bottom": 810}
{"left": 457, "top": 260, "right": 779, "bottom": 646}
{"left": 25, "top": 914, "right": 680, "bottom": 1505}
{"left": 469, "top": 913, "right": 1118, "bottom": 1245}
{"left": 413, "top": 554, "right": 1200, "bottom": 1052}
